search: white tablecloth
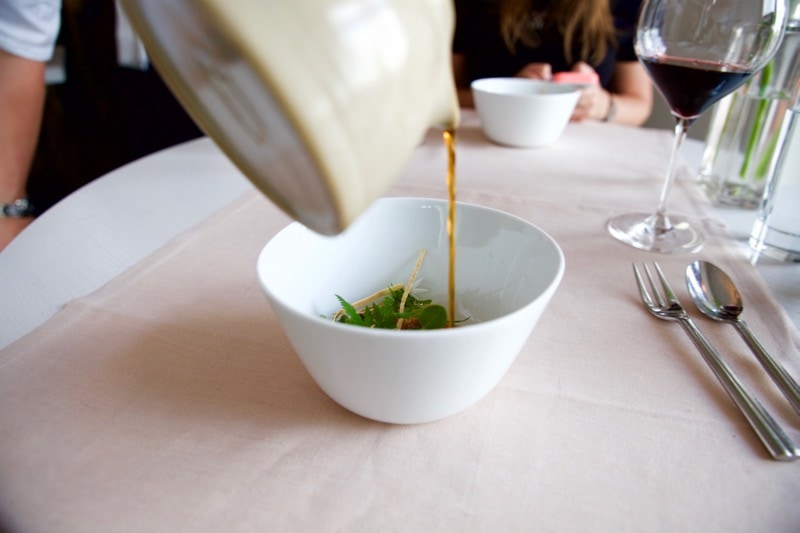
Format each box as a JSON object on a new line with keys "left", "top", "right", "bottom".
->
{"left": 1, "top": 113, "right": 798, "bottom": 532}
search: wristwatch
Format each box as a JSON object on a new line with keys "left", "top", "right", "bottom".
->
{"left": 1, "top": 198, "right": 34, "bottom": 218}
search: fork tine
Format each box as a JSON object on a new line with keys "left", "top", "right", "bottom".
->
{"left": 632, "top": 263, "right": 654, "bottom": 307}
{"left": 642, "top": 263, "right": 666, "bottom": 307}
{"left": 653, "top": 262, "right": 680, "bottom": 306}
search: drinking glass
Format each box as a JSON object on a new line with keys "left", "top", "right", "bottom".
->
{"left": 607, "top": 0, "right": 788, "bottom": 253}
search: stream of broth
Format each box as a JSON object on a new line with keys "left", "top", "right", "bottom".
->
{"left": 444, "top": 129, "right": 456, "bottom": 328}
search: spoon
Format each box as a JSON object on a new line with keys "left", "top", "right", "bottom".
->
{"left": 686, "top": 260, "right": 800, "bottom": 416}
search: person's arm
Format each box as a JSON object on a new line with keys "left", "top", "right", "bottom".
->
{"left": 604, "top": 60, "right": 653, "bottom": 126}
{"left": 0, "top": 50, "right": 47, "bottom": 250}
{"left": 454, "top": 55, "right": 559, "bottom": 109}
{"left": 454, "top": 55, "right": 652, "bottom": 126}
{"left": 571, "top": 61, "right": 653, "bottom": 126}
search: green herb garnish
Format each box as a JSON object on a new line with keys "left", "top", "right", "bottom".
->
{"left": 332, "top": 250, "right": 449, "bottom": 330}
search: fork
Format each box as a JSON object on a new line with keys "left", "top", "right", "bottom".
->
{"left": 633, "top": 262, "right": 799, "bottom": 462}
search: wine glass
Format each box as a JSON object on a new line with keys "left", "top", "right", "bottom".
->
{"left": 607, "top": 0, "right": 788, "bottom": 253}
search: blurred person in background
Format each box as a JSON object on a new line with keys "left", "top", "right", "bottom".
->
{"left": 452, "top": 0, "right": 652, "bottom": 126}
{"left": 26, "top": 0, "right": 202, "bottom": 221}
{"left": 0, "top": 0, "right": 61, "bottom": 251}
{"left": 1, "top": 0, "right": 201, "bottom": 252}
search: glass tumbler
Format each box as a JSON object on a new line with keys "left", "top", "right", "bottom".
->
{"left": 700, "top": 15, "right": 800, "bottom": 208}
{"left": 749, "top": 78, "right": 800, "bottom": 262}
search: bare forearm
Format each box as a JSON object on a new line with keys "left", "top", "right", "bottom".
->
{"left": 607, "top": 61, "right": 653, "bottom": 126}
{"left": 0, "top": 50, "right": 46, "bottom": 200}
{"left": 609, "top": 92, "right": 653, "bottom": 126}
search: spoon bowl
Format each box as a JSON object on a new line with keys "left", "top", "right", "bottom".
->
{"left": 686, "top": 261, "right": 744, "bottom": 321}
{"left": 686, "top": 260, "right": 800, "bottom": 416}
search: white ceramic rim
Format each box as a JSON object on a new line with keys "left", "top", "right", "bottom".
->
{"left": 257, "top": 197, "right": 566, "bottom": 338}
{"left": 471, "top": 77, "right": 581, "bottom": 98}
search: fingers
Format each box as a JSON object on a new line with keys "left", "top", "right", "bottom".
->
{"left": 516, "top": 62, "right": 552, "bottom": 81}
{"left": 513, "top": 61, "right": 611, "bottom": 121}
{"left": 571, "top": 61, "right": 595, "bottom": 74}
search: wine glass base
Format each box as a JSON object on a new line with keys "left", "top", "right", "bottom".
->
{"left": 607, "top": 212, "right": 704, "bottom": 254}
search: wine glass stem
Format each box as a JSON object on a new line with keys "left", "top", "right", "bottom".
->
{"left": 654, "top": 118, "right": 691, "bottom": 225}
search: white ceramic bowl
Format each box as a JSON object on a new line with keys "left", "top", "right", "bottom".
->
{"left": 257, "top": 197, "right": 564, "bottom": 424}
{"left": 472, "top": 77, "right": 580, "bottom": 147}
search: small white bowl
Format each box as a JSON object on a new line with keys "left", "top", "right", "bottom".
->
{"left": 472, "top": 77, "right": 580, "bottom": 147}
{"left": 257, "top": 197, "right": 564, "bottom": 424}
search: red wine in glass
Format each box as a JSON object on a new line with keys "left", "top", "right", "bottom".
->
{"left": 642, "top": 57, "right": 752, "bottom": 120}
{"left": 607, "top": 0, "right": 788, "bottom": 254}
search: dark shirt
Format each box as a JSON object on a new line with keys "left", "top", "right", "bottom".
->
{"left": 453, "top": 0, "right": 642, "bottom": 88}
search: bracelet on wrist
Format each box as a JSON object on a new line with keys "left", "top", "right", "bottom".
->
{"left": 604, "top": 94, "right": 617, "bottom": 122}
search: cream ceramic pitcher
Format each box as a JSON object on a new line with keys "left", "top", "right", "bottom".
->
{"left": 119, "top": 0, "right": 460, "bottom": 235}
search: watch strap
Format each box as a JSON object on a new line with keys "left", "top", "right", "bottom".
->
{"left": 1, "top": 198, "right": 35, "bottom": 218}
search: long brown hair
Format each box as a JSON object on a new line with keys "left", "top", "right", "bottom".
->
{"left": 499, "top": 0, "right": 617, "bottom": 65}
